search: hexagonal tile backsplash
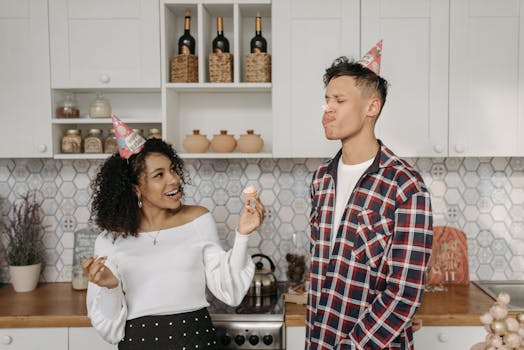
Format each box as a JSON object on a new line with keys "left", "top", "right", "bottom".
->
{"left": 1, "top": 157, "right": 524, "bottom": 283}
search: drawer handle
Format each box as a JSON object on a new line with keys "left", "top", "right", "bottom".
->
{"left": 1, "top": 335, "right": 13, "bottom": 345}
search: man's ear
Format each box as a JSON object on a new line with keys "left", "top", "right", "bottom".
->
{"left": 366, "top": 97, "right": 382, "bottom": 119}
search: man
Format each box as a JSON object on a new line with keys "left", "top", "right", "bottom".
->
{"left": 307, "top": 41, "right": 433, "bottom": 349}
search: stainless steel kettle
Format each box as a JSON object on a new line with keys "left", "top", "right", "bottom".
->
{"left": 247, "top": 254, "right": 278, "bottom": 297}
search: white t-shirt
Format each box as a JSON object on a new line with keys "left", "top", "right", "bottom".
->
{"left": 332, "top": 157, "right": 374, "bottom": 248}
{"left": 86, "top": 212, "right": 254, "bottom": 344}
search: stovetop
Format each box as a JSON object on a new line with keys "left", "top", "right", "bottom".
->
{"left": 206, "top": 282, "right": 286, "bottom": 322}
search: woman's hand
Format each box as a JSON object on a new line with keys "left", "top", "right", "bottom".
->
{"left": 238, "top": 195, "right": 265, "bottom": 235}
{"left": 82, "top": 256, "right": 119, "bottom": 289}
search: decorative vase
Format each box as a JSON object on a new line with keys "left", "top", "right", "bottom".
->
{"left": 237, "top": 129, "right": 264, "bottom": 153}
{"left": 182, "top": 130, "right": 210, "bottom": 153}
{"left": 210, "top": 130, "right": 236, "bottom": 153}
{"left": 9, "top": 263, "right": 41, "bottom": 292}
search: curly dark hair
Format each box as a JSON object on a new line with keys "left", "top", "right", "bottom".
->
{"left": 90, "top": 138, "right": 188, "bottom": 238}
{"left": 323, "top": 56, "right": 389, "bottom": 116}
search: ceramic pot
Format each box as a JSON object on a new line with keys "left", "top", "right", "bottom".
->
{"left": 183, "top": 130, "right": 210, "bottom": 153}
{"left": 9, "top": 263, "right": 41, "bottom": 292}
{"left": 210, "top": 130, "right": 236, "bottom": 153}
{"left": 237, "top": 129, "right": 264, "bottom": 153}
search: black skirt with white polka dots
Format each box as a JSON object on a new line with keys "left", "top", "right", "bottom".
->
{"left": 118, "top": 308, "right": 218, "bottom": 350}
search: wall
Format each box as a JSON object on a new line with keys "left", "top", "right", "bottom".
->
{"left": 0, "top": 157, "right": 523, "bottom": 283}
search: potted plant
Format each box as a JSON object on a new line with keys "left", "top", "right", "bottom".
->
{"left": 1, "top": 191, "right": 46, "bottom": 292}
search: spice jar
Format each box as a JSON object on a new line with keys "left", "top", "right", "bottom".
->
{"left": 89, "top": 92, "right": 112, "bottom": 118}
{"left": 132, "top": 128, "right": 144, "bottom": 138}
{"left": 104, "top": 129, "right": 118, "bottom": 154}
{"left": 56, "top": 93, "right": 80, "bottom": 118}
{"left": 183, "top": 130, "right": 210, "bottom": 153}
{"left": 84, "top": 129, "right": 103, "bottom": 153}
{"left": 237, "top": 129, "right": 264, "bottom": 153}
{"left": 210, "top": 130, "right": 236, "bottom": 153}
{"left": 147, "top": 128, "right": 162, "bottom": 139}
{"left": 61, "top": 129, "right": 82, "bottom": 153}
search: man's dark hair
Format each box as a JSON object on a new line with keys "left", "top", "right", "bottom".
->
{"left": 323, "top": 56, "right": 389, "bottom": 115}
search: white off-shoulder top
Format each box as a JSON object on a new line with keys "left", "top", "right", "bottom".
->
{"left": 86, "top": 212, "right": 255, "bottom": 344}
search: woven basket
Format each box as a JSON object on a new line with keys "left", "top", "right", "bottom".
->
{"left": 209, "top": 53, "right": 233, "bottom": 83}
{"left": 245, "top": 53, "right": 271, "bottom": 82}
{"left": 171, "top": 54, "right": 198, "bottom": 83}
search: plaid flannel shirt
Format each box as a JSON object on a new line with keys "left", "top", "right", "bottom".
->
{"left": 307, "top": 142, "right": 433, "bottom": 350}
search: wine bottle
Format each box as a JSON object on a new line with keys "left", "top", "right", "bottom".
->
{"left": 178, "top": 9, "right": 195, "bottom": 55}
{"left": 212, "top": 16, "right": 230, "bottom": 53}
{"left": 250, "top": 13, "right": 267, "bottom": 53}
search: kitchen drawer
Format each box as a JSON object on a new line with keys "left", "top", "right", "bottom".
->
{"left": 0, "top": 328, "right": 67, "bottom": 350}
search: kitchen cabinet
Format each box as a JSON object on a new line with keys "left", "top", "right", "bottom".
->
{"left": 286, "top": 326, "right": 305, "bottom": 350}
{"left": 161, "top": 0, "right": 273, "bottom": 158}
{"left": 0, "top": 328, "right": 67, "bottom": 350}
{"left": 361, "top": 0, "right": 449, "bottom": 157}
{"left": 449, "top": 0, "right": 524, "bottom": 156}
{"left": 49, "top": 0, "right": 160, "bottom": 89}
{"left": 0, "top": 0, "right": 52, "bottom": 158}
{"left": 69, "top": 327, "right": 117, "bottom": 350}
{"left": 413, "top": 326, "right": 484, "bottom": 349}
{"left": 47, "top": 0, "right": 162, "bottom": 159}
{"left": 272, "top": 0, "right": 359, "bottom": 157}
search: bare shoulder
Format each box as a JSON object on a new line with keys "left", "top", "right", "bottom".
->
{"left": 178, "top": 205, "right": 209, "bottom": 222}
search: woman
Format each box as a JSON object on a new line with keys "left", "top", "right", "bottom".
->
{"left": 82, "top": 136, "right": 265, "bottom": 350}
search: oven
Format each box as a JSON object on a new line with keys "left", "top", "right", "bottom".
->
{"left": 207, "top": 283, "right": 286, "bottom": 350}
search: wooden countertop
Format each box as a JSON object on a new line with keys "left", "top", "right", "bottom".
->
{"left": 0, "top": 283, "right": 91, "bottom": 328}
{"left": 285, "top": 284, "right": 504, "bottom": 327}
{"left": 0, "top": 282, "right": 509, "bottom": 328}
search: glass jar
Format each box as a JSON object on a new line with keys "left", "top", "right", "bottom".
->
{"left": 56, "top": 93, "right": 80, "bottom": 118}
{"left": 132, "top": 128, "right": 144, "bottom": 138}
{"left": 84, "top": 129, "right": 103, "bottom": 153}
{"left": 89, "top": 92, "right": 112, "bottom": 118}
{"left": 286, "top": 232, "right": 308, "bottom": 286}
{"left": 61, "top": 129, "right": 82, "bottom": 153}
{"left": 147, "top": 128, "right": 162, "bottom": 139}
{"left": 71, "top": 265, "right": 88, "bottom": 290}
{"left": 104, "top": 129, "right": 119, "bottom": 154}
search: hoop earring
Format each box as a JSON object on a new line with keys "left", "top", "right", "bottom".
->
{"left": 137, "top": 196, "right": 143, "bottom": 209}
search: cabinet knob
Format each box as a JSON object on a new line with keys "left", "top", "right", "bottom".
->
{"left": 433, "top": 144, "right": 444, "bottom": 153}
{"left": 1, "top": 335, "right": 13, "bottom": 345}
{"left": 437, "top": 333, "right": 449, "bottom": 343}
{"left": 99, "top": 74, "right": 111, "bottom": 84}
{"left": 454, "top": 144, "right": 464, "bottom": 153}
{"left": 38, "top": 144, "right": 47, "bottom": 153}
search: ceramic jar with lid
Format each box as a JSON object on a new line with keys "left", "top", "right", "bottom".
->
{"left": 89, "top": 92, "right": 112, "bottom": 118}
{"left": 56, "top": 93, "right": 80, "bottom": 118}
{"left": 183, "top": 129, "right": 210, "bottom": 153}
{"left": 210, "top": 130, "right": 236, "bottom": 153}
{"left": 61, "top": 129, "right": 82, "bottom": 153}
{"left": 237, "top": 129, "right": 264, "bottom": 153}
{"left": 84, "top": 129, "right": 103, "bottom": 153}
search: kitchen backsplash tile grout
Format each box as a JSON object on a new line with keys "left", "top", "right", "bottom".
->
{"left": 0, "top": 157, "right": 523, "bottom": 283}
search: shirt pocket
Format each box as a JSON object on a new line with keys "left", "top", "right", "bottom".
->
{"left": 353, "top": 210, "right": 394, "bottom": 269}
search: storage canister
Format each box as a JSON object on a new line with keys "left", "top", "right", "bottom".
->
{"left": 84, "top": 129, "right": 103, "bottom": 153}
{"left": 89, "top": 92, "right": 112, "bottom": 118}
{"left": 183, "top": 129, "right": 210, "bottom": 153}
{"left": 237, "top": 129, "right": 264, "bottom": 153}
{"left": 61, "top": 129, "right": 82, "bottom": 153}
{"left": 104, "top": 129, "right": 118, "bottom": 154}
{"left": 210, "top": 130, "right": 236, "bottom": 153}
{"left": 147, "top": 128, "right": 162, "bottom": 139}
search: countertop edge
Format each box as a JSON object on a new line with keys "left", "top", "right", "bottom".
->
{"left": 0, "top": 316, "right": 92, "bottom": 328}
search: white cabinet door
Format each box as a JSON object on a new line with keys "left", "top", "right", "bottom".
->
{"left": 361, "top": 0, "right": 449, "bottom": 157}
{"left": 0, "top": 0, "right": 52, "bottom": 158}
{"left": 286, "top": 326, "right": 306, "bottom": 350}
{"left": 49, "top": 0, "right": 160, "bottom": 88}
{"left": 413, "top": 326, "right": 484, "bottom": 349}
{"left": 69, "top": 327, "right": 118, "bottom": 350}
{"left": 449, "top": 0, "right": 524, "bottom": 156}
{"left": 0, "top": 328, "right": 67, "bottom": 350}
{"left": 273, "top": 0, "right": 359, "bottom": 158}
